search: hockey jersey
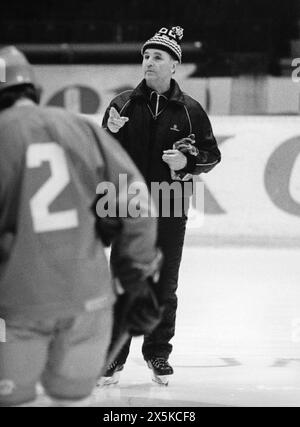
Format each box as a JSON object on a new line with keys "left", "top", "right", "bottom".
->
{"left": 0, "top": 104, "right": 157, "bottom": 321}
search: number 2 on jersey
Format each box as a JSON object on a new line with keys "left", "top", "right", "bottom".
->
{"left": 27, "top": 143, "right": 79, "bottom": 233}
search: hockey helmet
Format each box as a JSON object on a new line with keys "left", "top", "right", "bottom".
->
{"left": 0, "top": 46, "right": 37, "bottom": 92}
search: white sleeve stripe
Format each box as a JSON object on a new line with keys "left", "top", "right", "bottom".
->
{"left": 117, "top": 90, "right": 133, "bottom": 98}
{"left": 183, "top": 106, "right": 192, "bottom": 134}
{"left": 120, "top": 99, "right": 132, "bottom": 116}
{"left": 196, "top": 160, "right": 219, "bottom": 166}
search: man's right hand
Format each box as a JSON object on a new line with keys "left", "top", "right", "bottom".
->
{"left": 107, "top": 107, "right": 129, "bottom": 133}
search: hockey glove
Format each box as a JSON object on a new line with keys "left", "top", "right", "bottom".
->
{"left": 111, "top": 248, "right": 164, "bottom": 337}
{"left": 113, "top": 278, "right": 164, "bottom": 337}
{"left": 171, "top": 133, "right": 199, "bottom": 181}
{"left": 111, "top": 248, "right": 163, "bottom": 294}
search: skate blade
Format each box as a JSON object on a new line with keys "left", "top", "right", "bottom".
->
{"left": 97, "top": 372, "right": 120, "bottom": 387}
{"left": 151, "top": 373, "right": 169, "bottom": 386}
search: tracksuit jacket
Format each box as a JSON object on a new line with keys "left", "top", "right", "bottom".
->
{"left": 102, "top": 79, "right": 221, "bottom": 188}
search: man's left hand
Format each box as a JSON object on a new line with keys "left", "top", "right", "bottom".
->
{"left": 162, "top": 149, "right": 187, "bottom": 171}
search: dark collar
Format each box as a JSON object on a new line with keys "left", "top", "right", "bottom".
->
{"left": 130, "top": 79, "right": 185, "bottom": 104}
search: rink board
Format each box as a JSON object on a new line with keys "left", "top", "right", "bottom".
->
{"left": 84, "top": 114, "right": 300, "bottom": 247}
{"left": 186, "top": 116, "right": 300, "bottom": 246}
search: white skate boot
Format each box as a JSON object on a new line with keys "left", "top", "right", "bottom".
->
{"left": 97, "top": 360, "right": 124, "bottom": 387}
{"left": 147, "top": 357, "right": 174, "bottom": 386}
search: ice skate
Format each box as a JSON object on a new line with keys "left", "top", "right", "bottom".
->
{"left": 147, "top": 358, "right": 174, "bottom": 386}
{"left": 97, "top": 361, "right": 124, "bottom": 387}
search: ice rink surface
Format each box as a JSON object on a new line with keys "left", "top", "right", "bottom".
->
{"left": 31, "top": 244, "right": 300, "bottom": 407}
{"left": 91, "top": 245, "right": 300, "bottom": 408}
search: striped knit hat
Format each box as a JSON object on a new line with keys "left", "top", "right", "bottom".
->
{"left": 141, "top": 26, "right": 184, "bottom": 63}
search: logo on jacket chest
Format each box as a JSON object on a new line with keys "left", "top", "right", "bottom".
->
{"left": 170, "top": 124, "right": 180, "bottom": 132}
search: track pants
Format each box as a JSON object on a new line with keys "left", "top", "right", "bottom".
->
{"left": 111, "top": 200, "right": 188, "bottom": 364}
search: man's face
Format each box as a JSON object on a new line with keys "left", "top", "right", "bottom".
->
{"left": 142, "top": 49, "right": 177, "bottom": 87}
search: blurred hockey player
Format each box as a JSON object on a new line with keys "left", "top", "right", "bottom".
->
{"left": 0, "top": 46, "right": 162, "bottom": 406}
